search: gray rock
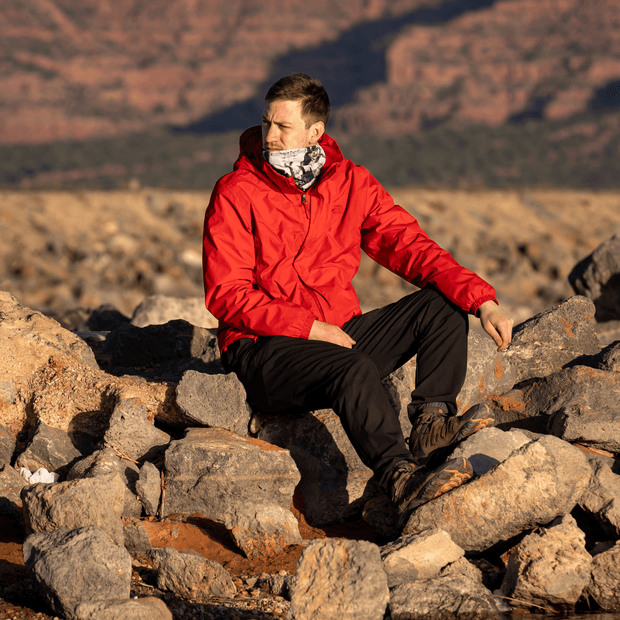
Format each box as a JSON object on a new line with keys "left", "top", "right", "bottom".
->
{"left": 500, "top": 515, "right": 592, "bottom": 610}
{"left": 290, "top": 539, "right": 389, "bottom": 620}
{"left": 0, "top": 422, "right": 16, "bottom": 466}
{"left": 67, "top": 448, "right": 142, "bottom": 520}
{"left": 586, "top": 540, "right": 620, "bottom": 612}
{"left": 578, "top": 459, "right": 620, "bottom": 538}
{"left": 258, "top": 409, "right": 380, "bottom": 526}
{"left": 102, "top": 398, "right": 170, "bottom": 462}
{"left": 380, "top": 528, "right": 464, "bottom": 587}
{"left": 176, "top": 370, "right": 251, "bottom": 437}
{"left": 403, "top": 436, "right": 592, "bottom": 552}
{"left": 135, "top": 461, "right": 161, "bottom": 517}
{"left": 23, "top": 526, "right": 132, "bottom": 620}
{"left": 225, "top": 503, "right": 302, "bottom": 559}
{"left": 131, "top": 294, "right": 218, "bottom": 330}
{"left": 75, "top": 597, "right": 172, "bottom": 620}
{"left": 389, "top": 574, "right": 501, "bottom": 619}
{"left": 163, "top": 428, "right": 300, "bottom": 522}
{"left": 545, "top": 368, "right": 620, "bottom": 452}
{"left": 448, "top": 427, "right": 532, "bottom": 476}
{"left": 15, "top": 421, "right": 82, "bottom": 477}
{"left": 123, "top": 518, "right": 152, "bottom": 560}
{"left": 22, "top": 472, "right": 126, "bottom": 546}
{"left": 0, "top": 463, "right": 27, "bottom": 519}
{"left": 151, "top": 547, "right": 236, "bottom": 600}
{"left": 569, "top": 234, "right": 620, "bottom": 322}
{"left": 596, "top": 340, "right": 620, "bottom": 371}
{"left": 504, "top": 296, "right": 600, "bottom": 382}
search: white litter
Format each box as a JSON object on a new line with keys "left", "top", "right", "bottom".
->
{"left": 19, "top": 467, "right": 59, "bottom": 484}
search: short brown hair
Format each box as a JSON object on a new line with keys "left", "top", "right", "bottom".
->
{"left": 265, "top": 73, "right": 330, "bottom": 127}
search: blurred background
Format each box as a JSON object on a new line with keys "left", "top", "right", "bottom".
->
{"left": 1, "top": 0, "right": 620, "bottom": 333}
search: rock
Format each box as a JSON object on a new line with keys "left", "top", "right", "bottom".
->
{"left": 504, "top": 296, "right": 600, "bottom": 382}
{"left": 389, "top": 574, "right": 501, "bottom": 619}
{"left": 258, "top": 409, "right": 380, "bottom": 526}
{"left": 102, "top": 397, "right": 170, "bottom": 462}
{"left": 22, "top": 472, "right": 126, "bottom": 546}
{"left": 74, "top": 597, "right": 172, "bottom": 620}
{"left": 131, "top": 294, "right": 218, "bottom": 330}
{"left": 448, "top": 427, "right": 532, "bottom": 476}
{"left": 586, "top": 540, "right": 620, "bottom": 612}
{"left": 439, "top": 557, "right": 485, "bottom": 585}
{"left": 290, "top": 539, "right": 389, "bottom": 620}
{"left": 577, "top": 459, "right": 620, "bottom": 538}
{"left": 15, "top": 421, "right": 82, "bottom": 478}
{"left": 545, "top": 368, "right": 620, "bottom": 452}
{"left": 403, "top": 436, "right": 592, "bottom": 552}
{"left": 225, "top": 503, "right": 302, "bottom": 559}
{"left": 569, "top": 234, "right": 620, "bottom": 322}
{"left": 500, "top": 515, "right": 592, "bottom": 610}
{"left": 380, "top": 528, "right": 465, "bottom": 587}
{"left": 175, "top": 370, "right": 251, "bottom": 437}
{"left": 362, "top": 494, "right": 399, "bottom": 539}
{"left": 135, "top": 461, "right": 161, "bottom": 517}
{"left": 23, "top": 526, "right": 132, "bottom": 620}
{"left": 0, "top": 422, "right": 16, "bottom": 466}
{"left": 0, "top": 464, "right": 28, "bottom": 519}
{"left": 67, "top": 448, "right": 142, "bottom": 520}
{"left": 151, "top": 547, "right": 236, "bottom": 601}
{"left": 597, "top": 340, "right": 620, "bottom": 371}
{"left": 123, "top": 518, "right": 153, "bottom": 560}
{"left": 163, "top": 428, "right": 300, "bottom": 522}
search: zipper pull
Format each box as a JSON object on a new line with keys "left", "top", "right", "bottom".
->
{"left": 301, "top": 193, "right": 307, "bottom": 205}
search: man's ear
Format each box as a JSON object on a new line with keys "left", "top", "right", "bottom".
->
{"left": 308, "top": 121, "right": 325, "bottom": 146}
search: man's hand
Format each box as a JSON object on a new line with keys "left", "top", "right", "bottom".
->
{"left": 309, "top": 320, "right": 356, "bottom": 348}
{"left": 478, "top": 301, "right": 514, "bottom": 351}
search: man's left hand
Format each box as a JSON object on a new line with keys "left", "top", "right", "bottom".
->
{"left": 478, "top": 301, "right": 514, "bottom": 351}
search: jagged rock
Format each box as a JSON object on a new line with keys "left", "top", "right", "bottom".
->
{"left": 0, "top": 464, "right": 27, "bottom": 520}
{"left": 403, "top": 436, "right": 592, "bottom": 552}
{"left": 439, "top": 557, "right": 485, "bottom": 585}
{"left": 131, "top": 294, "right": 218, "bottom": 330}
{"left": 586, "top": 540, "right": 620, "bottom": 612}
{"left": 22, "top": 472, "right": 126, "bottom": 546}
{"left": 258, "top": 409, "right": 380, "bottom": 526}
{"left": 102, "top": 397, "right": 170, "bottom": 462}
{"left": 23, "top": 526, "right": 132, "bottom": 620}
{"left": 225, "top": 503, "right": 302, "bottom": 559}
{"left": 163, "top": 428, "right": 300, "bottom": 522}
{"left": 290, "top": 539, "right": 389, "bottom": 620}
{"left": 500, "top": 515, "right": 592, "bottom": 610}
{"left": 389, "top": 574, "right": 501, "bottom": 619}
{"left": 0, "top": 422, "right": 16, "bottom": 466}
{"left": 577, "top": 459, "right": 620, "bottom": 538}
{"left": 380, "top": 528, "right": 464, "bottom": 588}
{"left": 448, "top": 427, "right": 532, "bottom": 476}
{"left": 569, "top": 234, "right": 620, "bottom": 322}
{"left": 15, "top": 421, "right": 82, "bottom": 478}
{"left": 67, "top": 448, "right": 142, "bottom": 520}
{"left": 175, "top": 370, "right": 251, "bottom": 436}
{"left": 544, "top": 368, "right": 620, "bottom": 452}
{"left": 151, "top": 547, "right": 236, "bottom": 601}
{"left": 503, "top": 296, "right": 600, "bottom": 382}
{"left": 74, "top": 597, "right": 172, "bottom": 620}
{"left": 597, "top": 341, "right": 620, "bottom": 371}
{"left": 135, "top": 461, "right": 161, "bottom": 517}
{"left": 123, "top": 518, "right": 152, "bottom": 560}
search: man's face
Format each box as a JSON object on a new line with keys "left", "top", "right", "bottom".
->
{"left": 262, "top": 99, "right": 323, "bottom": 151}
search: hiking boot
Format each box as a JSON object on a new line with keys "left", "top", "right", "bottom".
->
{"left": 408, "top": 403, "right": 495, "bottom": 465}
{"left": 388, "top": 457, "right": 473, "bottom": 529}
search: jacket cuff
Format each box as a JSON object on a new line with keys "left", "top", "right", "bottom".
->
{"left": 471, "top": 295, "right": 498, "bottom": 318}
{"left": 299, "top": 313, "right": 316, "bottom": 340}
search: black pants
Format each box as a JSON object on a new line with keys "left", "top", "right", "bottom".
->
{"left": 221, "top": 288, "right": 469, "bottom": 489}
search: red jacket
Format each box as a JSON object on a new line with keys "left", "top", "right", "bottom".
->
{"left": 203, "top": 127, "right": 496, "bottom": 353}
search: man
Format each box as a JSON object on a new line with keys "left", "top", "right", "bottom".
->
{"left": 203, "top": 73, "right": 513, "bottom": 528}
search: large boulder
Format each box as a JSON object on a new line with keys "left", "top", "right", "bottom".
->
{"left": 403, "top": 436, "right": 593, "bottom": 552}
{"left": 131, "top": 294, "right": 218, "bottom": 330}
{"left": 74, "top": 597, "right": 172, "bottom": 620}
{"left": 586, "top": 541, "right": 620, "bottom": 612}
{"left": 577, "top": 459, "right": 620, "bottom": 538}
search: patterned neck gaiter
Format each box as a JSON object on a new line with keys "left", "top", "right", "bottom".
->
{"left": 263, "top": 145, "right": 326, "bottom": 191}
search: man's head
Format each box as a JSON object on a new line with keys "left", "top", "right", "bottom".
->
{"left": 262, "top": 74, "right": 330, "bottom": 151}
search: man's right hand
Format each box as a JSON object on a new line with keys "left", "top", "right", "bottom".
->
{"left": 308, "top": 320, "right": 356, "bottom": 348}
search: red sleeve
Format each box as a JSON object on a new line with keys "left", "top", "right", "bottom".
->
{"left": 359, "top": 174, "right": 497, "bottom": 316}
{"left": 202, "top": 178, "right": 316, "bottom": 339}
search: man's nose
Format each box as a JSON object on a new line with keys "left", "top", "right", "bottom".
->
{"left": 266, "top": 124, "right": 278, "bottom": 144}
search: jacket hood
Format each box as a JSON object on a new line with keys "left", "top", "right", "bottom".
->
{"left": 234, "top": 125, "right": 344, "bottom": 181}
